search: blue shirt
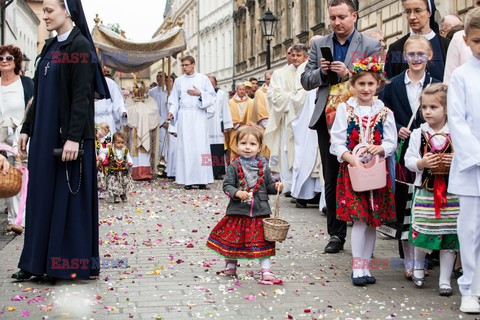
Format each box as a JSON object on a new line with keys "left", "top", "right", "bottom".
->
{"left": 333, "top": 32, "right": 355, "bottom": 62}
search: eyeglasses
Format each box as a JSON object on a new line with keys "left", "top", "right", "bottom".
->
{"left": 0, "top": 55, "right": 14, "bottom": 62}
{"left": 180, "top": 63, "right": 192, "bottom": 67}
{"left": 403, "top": 8, "right": 427, "bottom": 16}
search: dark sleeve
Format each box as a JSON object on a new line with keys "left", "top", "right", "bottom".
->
{"left": 223, "top": 165, "right": 240, "bottom": 201}
{"left": 67, "top": 38, "right": 94, "bottom": 142}
{"left": 378, "top": 83, "right": 401, "bottom": 132}
{"left": 265, "top": 166, "right": 277, "bottom": 195}
{"left": 301, "top": 41, "right": 328, "bottom": 91}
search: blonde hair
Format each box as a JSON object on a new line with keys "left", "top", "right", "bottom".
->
{"left": 96, "top": 122, "right": 110, "bottom": 134}
{"left": 420, "top": 83, "right": 448, "bottom": 111}
{"left": 235, "top": 125, "right": 264, "bottom": 148}
{"left": 113, "top": 131, "right": 127, "bottom": 143}
{"left": 403, "top": 35, "right": 433, "bottom": 52}
{"left": 465, "top": 7, "right": 480, "bottom": 36}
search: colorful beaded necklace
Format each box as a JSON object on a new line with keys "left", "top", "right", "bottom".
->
{"left": 237, "top": 156, "right": 264, "bottom": 194}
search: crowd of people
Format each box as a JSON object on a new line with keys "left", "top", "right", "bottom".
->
{"left": 1, "top": 0, "right": 480, "bottom": 316}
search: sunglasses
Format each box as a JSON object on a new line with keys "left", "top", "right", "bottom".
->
{"left": 0, "top": 55, "right": 14, "bottom": 62}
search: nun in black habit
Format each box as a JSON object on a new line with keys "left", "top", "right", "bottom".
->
{"left": 12, "top": 0, "right": 110, "bottom": 280}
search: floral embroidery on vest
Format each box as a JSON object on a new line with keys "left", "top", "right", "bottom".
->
{"left": 345, "top": 104, "right": 388, "bottom": 150}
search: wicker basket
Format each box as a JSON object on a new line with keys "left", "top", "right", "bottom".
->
{"left": 0, "top": 145, "right": 23, "bottom": 198}
{"left": 423, "top": 133, "right": 453, "bottom": 176}
{"left": 263, "top": 189, "right": 290, "bottom": 242}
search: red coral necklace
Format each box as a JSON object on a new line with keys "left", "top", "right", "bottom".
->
{"left": 237, "top": 156, "right": 264, "bottom": 194}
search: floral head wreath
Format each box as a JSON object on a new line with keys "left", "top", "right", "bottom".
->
{"left": 350, "top": 56, "right": 385, "bottom": 76}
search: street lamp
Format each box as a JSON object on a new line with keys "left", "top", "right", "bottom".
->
{"left": 259, "top": 9, "right": 278, "bottom": 70}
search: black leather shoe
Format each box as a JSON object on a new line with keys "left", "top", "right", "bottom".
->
{"left": 198, "top": 185, "right": 207, "bottom": 190}
{"left": 184, "top": 185, "right": 193, "bottom": 190}
{"left": 284, "top": 191, "right": 292, "bottom": 198}
{"left": 11, "top": 270, "right": 33, "bottom": 280}
{"left": 324, "top": 236, "right": 344, "bottom": 253}
{"left": 364, "top": 275, "right": 376, "bottom": 284}
{"left": 296, "top": 199, "right": 307, "bottom": 208}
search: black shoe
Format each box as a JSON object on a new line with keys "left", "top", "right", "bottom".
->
{"left": 214, "top": 176, "right": 223, "bottom": 180}
{"left": 351, "top": 273, "right": 367, "bottom": 286}
{"left": 198, "top": 184, "right": 207, "bottom": 190}
{"left": 321, "top": 207, "right": 327, "bottom": 214}
{"left": 364, "top": 275, "right": 376, "bottom": 284}
{"left": 11, "top": 270, "right": 33, "bottom": 280}
{"left": 324, "top": 236, "right": 344, "bottom": 253}
{"left": 184, "top": 185, "right": 193, "bottom": 190}
{"left": 284, "top": 191, "right": 292, "bottom": 198}
{"left": 453, "top": 268, "right": 463, "bottom": 279}
{"left": 296, "top": 199, "right": 307, "bottom": 208}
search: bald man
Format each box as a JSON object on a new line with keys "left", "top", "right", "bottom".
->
{"left": 439, "top": 14, "right": 463, "bottom": 38}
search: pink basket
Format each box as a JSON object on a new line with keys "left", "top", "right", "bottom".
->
{"left": 347, "top": 144, "right": 386, "bottom": 192}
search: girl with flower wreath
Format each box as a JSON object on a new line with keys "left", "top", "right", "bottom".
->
{"left": 206, "top": 125, "right": 284, "bottom": 284}
{"left": 330, "top": 57, "right": 397, "bottom": 286}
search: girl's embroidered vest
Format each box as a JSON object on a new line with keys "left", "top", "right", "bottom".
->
{"left": 105, "top": 146, "right": 129, "bottom": 174}
{"left": 345, "top": 104, "right": 389, "bottom": 150}
{"left": 419, "top": 131, "right": 453, "bottom": 190}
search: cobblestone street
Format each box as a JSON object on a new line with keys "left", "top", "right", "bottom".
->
{"left": 0, "top": 179, "right": 477, "bottom": 319}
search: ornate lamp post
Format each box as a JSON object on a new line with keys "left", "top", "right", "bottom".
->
{"left": 259, "top": 9, "right": 278, "bottom": 70}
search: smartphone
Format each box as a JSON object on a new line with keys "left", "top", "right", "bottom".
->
{"left": 320, "top": 47, "right": 334, "bottom": 62}
{"left": 320, "top": 46, "right": 338, "bottom": 85}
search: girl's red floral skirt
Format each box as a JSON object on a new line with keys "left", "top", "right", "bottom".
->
{"left": 336, "top": 162, "right": 396, "bottom": 227}
{"left": 206, "top": 214, "right": 275, "bottom": 259}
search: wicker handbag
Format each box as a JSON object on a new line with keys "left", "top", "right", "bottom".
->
{"left": 0, "top": 144, "right": 28, "bottom": 226}
{"left": 0, "top": 145, "right": 24, "bottom": 198}
{"left": 263, "top": 189, "right": 290, "bottom": 242}
{"left": 423, "top": 132, "right": 453, "bottom": 175}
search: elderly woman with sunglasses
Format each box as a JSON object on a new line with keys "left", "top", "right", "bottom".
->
{"left": 0, "top": 44, "right": 34, "bottom": 235}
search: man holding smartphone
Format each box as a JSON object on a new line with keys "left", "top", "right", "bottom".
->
{"left": 301, "top": 0, "right": 382, "bottom": 254}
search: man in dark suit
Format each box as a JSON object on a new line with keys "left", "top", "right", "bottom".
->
{"left": 301, "top": 0, "right": 381, "bottom": 253}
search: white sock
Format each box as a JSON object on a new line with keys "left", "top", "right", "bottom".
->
{"left": 361, "top": 226, "right": 376, "bottom": 277}
{"left": 414, "top": 247, "right": 427, "bottom": 279}
{"left": 439, "top": 250, "right": 456, "bottom": 288}
{"left": 260, "top": 258, "right": 271, "bottom": 273}
{"left": 402, "top": 240, "right": 415, "bottom": 271}
{"left": 351, "top": 221, "right": 367, "bottom": 278}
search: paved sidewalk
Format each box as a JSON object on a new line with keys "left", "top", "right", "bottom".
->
{"left": 0, "top": 179, "right": 476, "bottom": 319}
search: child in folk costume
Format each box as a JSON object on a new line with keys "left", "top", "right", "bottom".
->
{"left": 101, "top": 132, "right": 133, "bottom": 203}
{"left": 330, "top": 57, "right": 397, "bottom": 286}
{"left": 206, "top": 125, "right": 284, "bottom": 284}
{"left": 379, "top": 36, "right": 441, "bottom": 279}
{"left": 447, "top": 7, "right": 480, "bottom": 314}
{"left": 95, "top": 122, "right": 110, "bottom": 198}
{"left": 404, "top": 83, "right": 459, "bottom": 296}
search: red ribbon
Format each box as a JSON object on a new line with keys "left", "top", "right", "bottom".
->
{"left": 433, "top": 176, "right": 447, "bottom": 218}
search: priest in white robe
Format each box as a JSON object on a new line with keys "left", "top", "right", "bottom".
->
{"left": 265, "top": 44, "right": 307, "bottom": 195}
{"left": 168, "top": 56, "right": 216, "bottom": 189}
{"left": 208, "top": 75, "right": 233, "bottom": 179}
{"left": 95, "top": 76, "right": 127, "bottom": 135}
{"left": 289, "top": 61, "right": 323, "bottom": 208}
{"left": 149, "top": 71, "right": 169, "bottom": 160}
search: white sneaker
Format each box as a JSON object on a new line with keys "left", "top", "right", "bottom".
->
{"left": 460, "top": 295, "right": 480, "bottom": 314}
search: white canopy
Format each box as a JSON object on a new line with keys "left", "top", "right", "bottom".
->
{"left": 92, "top": 24, "right": 187, "bottom": 73}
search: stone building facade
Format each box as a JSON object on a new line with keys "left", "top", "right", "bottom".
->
{"left": 3, "top": 0, "right": 40, "bottom": 77}
{"left": 198, "top": 0, "right": 234, "bottom": 92}
{"left": 233, "top": 0, "right": 477, "bottom": 84}
{"left": 151, "top": 0, "right": 199, "bottom": 82}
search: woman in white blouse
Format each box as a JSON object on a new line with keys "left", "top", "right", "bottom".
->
{"left": 0, "top": 45, "right": 34, "bottom": 235}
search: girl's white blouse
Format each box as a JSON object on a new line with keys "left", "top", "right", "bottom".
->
{"left": 329, "top": 97, "right": 397, "bottom": 163}
{"left": 404, "top": 122, "right": 450, "bottom": 186}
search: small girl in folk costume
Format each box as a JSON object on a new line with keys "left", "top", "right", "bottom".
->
{"left": 404, "top": 83, "right": 459, "bottom": 296}
{"left": 206, "top": 125, "right": 284, "bottom": 284}
{"left": 95, "top": 122, "right": 110, "bottom": 197}
{"left": 101, "top": 132, "right": 133, "bottom": 203}
{"left": 330, "top": 57, "right": 397, "bottom": 286}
